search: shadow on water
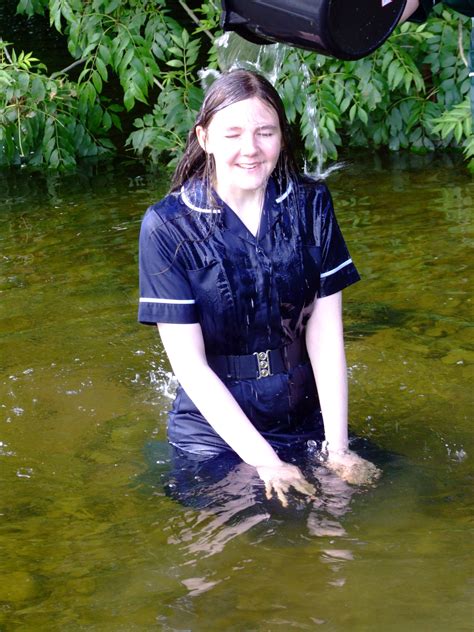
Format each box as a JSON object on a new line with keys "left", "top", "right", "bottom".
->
{"left": 0, "top": 152, "right": 472, "bottom": 630}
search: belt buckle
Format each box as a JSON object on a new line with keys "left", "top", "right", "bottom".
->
{"left": 253, "top": 350, "right": 272, "bottom": 379}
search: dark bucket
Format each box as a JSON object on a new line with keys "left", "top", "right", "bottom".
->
{"left": 221, "top": 0, "right": 407, "bottom": 60}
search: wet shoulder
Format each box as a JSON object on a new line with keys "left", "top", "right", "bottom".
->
{"left": 296, "top": 174, "right": 331, "bottom": 201}
{"left": 294, "top": 175, "right": 334, "bottom": 220}
{"left": 142, "top": 191, "right": 184, "bottom": 229}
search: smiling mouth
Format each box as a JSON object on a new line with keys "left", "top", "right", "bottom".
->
{"left": 238, "top": 163, "right": 261, "bottom": 169}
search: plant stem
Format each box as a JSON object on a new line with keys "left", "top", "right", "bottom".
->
{"left": 178, "top": 0, "right": 214, "bottom": 41}
{"left": 17, "top": 106, "right": 25, "bottom": 158}
{"left": 0, "top": 38, "right": 13, "bottom": 64}
{"left": 50, "top": 58, "right": 86, "bottom": 79}
{"left": 458, "top": 19, "right": 468, "bottom": 68}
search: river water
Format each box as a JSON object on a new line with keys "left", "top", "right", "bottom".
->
{"left": 0, "top": 152, "right": 472, "bottom": 631}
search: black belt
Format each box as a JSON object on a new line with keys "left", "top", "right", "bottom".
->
{"left": 208, "top": 337, "right": 308, "bottom": 380}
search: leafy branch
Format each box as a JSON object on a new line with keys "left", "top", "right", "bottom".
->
{"left": 3, "top": 0, "right": 473, "bottom": 171}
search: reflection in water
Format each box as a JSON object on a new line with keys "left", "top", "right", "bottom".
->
{"left": 141, "top": 438, "right": 372, "bottom": 614}
{"left": 143, "top": 439, "right": 376, "bottom": 569}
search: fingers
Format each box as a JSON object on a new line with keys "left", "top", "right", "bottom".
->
{"left": 288, "top": 473, "right": 315, "bottom": 496}
{"left": 265, "top": 480, "right": 289, "bottom": 507}
{"left": 323, "top": 451, "right": 382, "bottom": 486}
{"left": 364, "top": 464, "right": 382, "bottom": 485}
{"left": 326, "top": 459, "right": 382, "bottom": 486}
{"left": 275, "top": 486, "right": 289, "bottom": 508}
{"left": 264, "top": 478, "right": 315, "bottom": 507}
{"left": 284, "top": 466, "right": 317, "bottom": 498}
{"left": 370, "top": 464, "right": 382, "bottom": 480}
{"left": 292, "top": 479, "right": 317, "bottom": 498}
{"left": 264, "top": 480, "right": 273, "bottom": 501}
{"left": 258, "top": 463, "right": 317, "bottom": 506}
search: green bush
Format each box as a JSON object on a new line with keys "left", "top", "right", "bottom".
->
{"left": 1, "top": 1, "right": 472, "bottom": 170}
{"left": 278, "top": 9, "right": 472, "bottom": 171}
{"left": 0, "top": 39, "right": 115, "bottom": 167}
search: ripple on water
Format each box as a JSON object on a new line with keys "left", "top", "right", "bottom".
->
{"left": 0, "top": 155, "right": 472, "bottom": 630}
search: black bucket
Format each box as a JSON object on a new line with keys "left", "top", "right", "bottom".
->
{"left": 221, "top": 0, "right": 407, "bottom": 60}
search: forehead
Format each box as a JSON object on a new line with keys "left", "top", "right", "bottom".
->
{"left": 209, "top": 97, "right": 280, "bottom": 129}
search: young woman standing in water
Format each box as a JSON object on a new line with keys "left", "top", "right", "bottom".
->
{"left": 138, "top": 70, "right": 380, "bottom": 506}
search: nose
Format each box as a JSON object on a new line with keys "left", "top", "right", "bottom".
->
{"left": 240, "top": 132, "right": 259, "bottom": 155}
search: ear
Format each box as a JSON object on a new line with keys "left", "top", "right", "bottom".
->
{"left": 196, "top": 126, "right": 208, "bottom": 152}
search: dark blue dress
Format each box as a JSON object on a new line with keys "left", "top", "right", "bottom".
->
{"left": 138, "top": 175, "right": 360, "bottom": 456}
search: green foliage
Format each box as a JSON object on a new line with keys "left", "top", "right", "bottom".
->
{"left": 127, "top": 26, "right": 205, "bottom": 166}
{"left": 431, "top": 98, "right": 473, "bottom": 169}
{"left": 277, "top": 7, "right": 472, "bottom": 170}
{"left": 126, "top": 1, "right": 238, "bottom": 166}
{"left": 3, "top": 0, "right": 473, "bottom": 170}
{"left": 15, "top": 0, "right": 48, "bottom": 17}
{"left": 0, "top": 40, "right": 113, "bottom": 168}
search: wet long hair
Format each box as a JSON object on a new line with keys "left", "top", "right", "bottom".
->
{"left": 170, "top": 69, "right": 299, "bottom": 195}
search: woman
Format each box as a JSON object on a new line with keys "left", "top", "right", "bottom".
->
{"left": 138, "top": 70, "right": 379, "bottom": 507}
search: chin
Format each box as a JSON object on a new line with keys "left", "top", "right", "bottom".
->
{"left": 238, "top": 174, "right": 269, "bottom": 189}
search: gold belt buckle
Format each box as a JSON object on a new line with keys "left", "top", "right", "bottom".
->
{"left": 253, "top": 350, "right": 272, "bottom": 379}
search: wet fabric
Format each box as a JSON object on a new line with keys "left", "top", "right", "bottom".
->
{"left": 142, "top": 440, "right": 380, "bottom": 519}
{"left": 144, "top": 440, "right": 318, "bottom": 511}
{"left": 138, "top": 175, "right": 360, "bottom": 455}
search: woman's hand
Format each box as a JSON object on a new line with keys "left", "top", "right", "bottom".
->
{"left": 256, "top": 462, "right": 316, "bottom": 507}
{"left": 324, "top": 449, "right": 381, "bottom": 486}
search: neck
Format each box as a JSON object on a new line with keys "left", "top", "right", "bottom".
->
{"left": 216, "top": 184, "right": 266, "bottom": 237}
{"left": 215, "top": 183, "right": 266, "bottom": 216}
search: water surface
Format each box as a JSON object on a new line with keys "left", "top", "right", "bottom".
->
{"left": 0, "top": 153, "right": 472, "bottom": 631}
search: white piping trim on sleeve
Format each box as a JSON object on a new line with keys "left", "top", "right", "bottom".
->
{"left": 320, "top": 258, "right": 353, "bottom": 279}
{"left": 139, "top": 297, "right": 196, "bottom": 305}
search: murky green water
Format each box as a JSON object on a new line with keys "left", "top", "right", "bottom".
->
{"left": 1, "top": 153, "right": 472, "bottom": 631}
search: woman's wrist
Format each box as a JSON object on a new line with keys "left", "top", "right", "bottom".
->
{"left": 320, "top": 440, "right": 350, "bottom": 460}
{"left": 253, "top": 453, "right": 283, "bottom": 469}
{"left": 245, "top": 441, "right": 283, "bottom": 469}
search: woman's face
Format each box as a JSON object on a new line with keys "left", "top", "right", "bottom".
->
{"left": 196, "top": 97, "right": 282, "bottom": 200}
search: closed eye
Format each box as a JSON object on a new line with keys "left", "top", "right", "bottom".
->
{"left": 225, "top": 132, "right": 273, "bottom": 139}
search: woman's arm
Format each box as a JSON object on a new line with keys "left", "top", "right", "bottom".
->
{"left": 306, "top": 291, "right": 349, "bottom": 452}
{"left": 158, "top": 322, "right": 282, "bottom": 466}
{"left": 399, "top": 0, "right": 421, "bottom": 23}
{"left": 306, "top": 292, "right": 381, "bottom": 485}
{"left": 157, "top": 322, "right": 315, "bottom": 505}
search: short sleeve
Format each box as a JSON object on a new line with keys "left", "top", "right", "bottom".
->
{"left": 138, "top": 205, "right": 198, "bottom": 325}
{"left": 315, "top": 184, "right": 361, "bottom": 298}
